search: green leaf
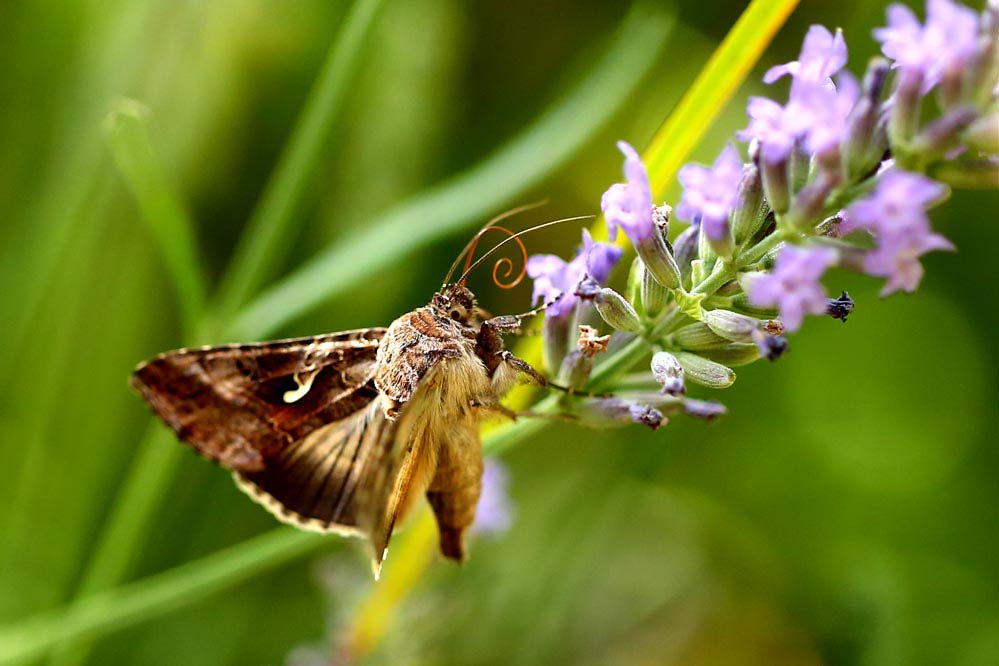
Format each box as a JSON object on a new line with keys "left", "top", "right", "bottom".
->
{"left": 216, "top": 0, "right": 389, "bottom": 316}
{"left": 229, "top": 2, "right": 675, "bottom": 340}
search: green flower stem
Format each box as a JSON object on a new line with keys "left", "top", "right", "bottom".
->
{"left": 482, "top": 396, "right": 559, "bottom": 456}
{"left": 230, "top": 3, "right": 674, "bottom": 340}
{"left": 691, "top": 260, "right": 735, "bottom": 296}
{"left": 738, "top": 227, "right": 791, "bottom": 267}
{"left": 216, "top": 0, "right": 388, "bottom": 316}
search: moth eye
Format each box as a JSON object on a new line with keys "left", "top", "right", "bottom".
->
{"left": 450, "top": 309, "right": 462, "bottom": 320}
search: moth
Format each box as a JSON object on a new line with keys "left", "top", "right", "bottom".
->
{"left": 132, "top": 221, "right": 564, "bottom": 577}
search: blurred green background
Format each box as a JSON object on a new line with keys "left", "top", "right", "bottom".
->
{"left": 1, "top": 1, "right": 997, "bottom": 664}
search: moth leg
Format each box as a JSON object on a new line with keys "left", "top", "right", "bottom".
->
{"left": 480, "top": 296, "right": 562, "bottom": 336}
{"left": 472, "top": 400, "right": 575, "bottom": 423}
{"left": 497, "top": 350, "right": 548, "bottom": 386}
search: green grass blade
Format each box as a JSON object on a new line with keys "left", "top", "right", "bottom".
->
{"left": 0, "top": 529, "right": 327, "bottom": 666}
{"left": 229, "top": 2, "right": 675, "bottom": 340}
{"left": 106, "top": 99, "right": 207, "bottom": 329}
{"left": 44, "top": 427, "right": 184, "bottom": 666}
{"left": 216, "top": 0, "right": 388, "bottom": 316}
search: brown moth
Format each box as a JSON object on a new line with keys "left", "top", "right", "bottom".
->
{"left": 131, "top": 224, "right": 555, "bottom": 577}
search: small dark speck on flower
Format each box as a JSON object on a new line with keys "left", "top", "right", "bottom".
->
{"left": 826, "top": 291, "right": 855, "bottom": 322}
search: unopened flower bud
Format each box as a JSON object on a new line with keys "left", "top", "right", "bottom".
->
{"left": 629, "top": 404, "right": 665, "bottom": 430}
{"left": 698, "top": 343, "right": 761, "bottom": 367}
{"left": 672, "top": 351, "right": 736, "bottom": 388}
{"left": 682, "top": 398, "right": 727, "bottom": 421}
{"left": 844, "top": 59, "right": 890, "bottom": 180}
{"left": 650, "top": 351, "right": 685, "bottom": 396}
{"left": 635, "top": 209, "right": 682, "bottom": 290}
{"left": 626, "top": 258, "right": 643, "bottom": 312}
{"left": 702, "top": 309, "right": 760, "bottom": 343}
{"left": 964, "top": 110, "right": 999, "bottom": 153}
{"left": 932, "top": 157, "right": 999, "bottom": 189}
{"left": 729, "top": 292, "right": 779, "bottom": 318}
{"left": 750, "top": 328, "right": 788, "bottom": 361}
{"left": 697, "top": 223, "right": 718, "bottom": 266}
{"left": 788, "top": 142, "right": 811, "bottom": 195}
{"left": 641, "top": 261, "right": 670, "bottom": 318}
{"left": 912, "top": 106, "right": 979, "bottom": 159}
{"left": 964, "top": 3, "right": 999, "bottom": 106}
{"left": 672, "top": 223, "right": 699, "bottom": 285}
{"left": 826, "top": 291, "right": 854, "bottom": 322}
{"left": 889, "top": 68, "right": 923, "bottom": 147}
{"left": 690, "top": 258, "right": 708, "bottom": 286}
{"left": 577, "top": 396, "right": 664, "bottom": 430}
{"left": 542, "top": 315, "right": 571, "bottom": 375}
{"left": 577, "top": 279, "right": 642, "bottom": 333}
{"left": 730, "top": 163, "right": 767, "bottom": 245}
{"left": 785, "top": 172, "right": 836, "bottom": 232}
{"left": 557, "top": 350, "right": 593, "bottom": 391}
{"left": 760, "top": 152, "right": 790, "bottom": 215}
{"left": 671, "top": 322, "right": 730, "bottom": 350}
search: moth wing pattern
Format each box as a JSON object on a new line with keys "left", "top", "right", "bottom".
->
{"left": 132, "top": 326, "right": 437, "bottom": 573}
{"left": 131, "top": 329, "right": 386, "bottom": 472}
{"left": 233, "top": 399, "right": 408, "bottom": 573}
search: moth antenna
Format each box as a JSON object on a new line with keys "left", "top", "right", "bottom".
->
{"left": 459, "top": 225, "right": 525, "bottom": 290}
{"left": 441, "top": 200, "right": 549, "bottom": 288}
{"left": 456, "top": 215, "right": 594, "bottom": 289}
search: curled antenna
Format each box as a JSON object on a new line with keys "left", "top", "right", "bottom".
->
{"left": 455, "top": 215, "right": 595, "bottom": 289}
{"left": 459, "top": 225, "right": 525, "bottom": 289}
{"left": 441, "top": 200, "right": 549, "bottom": 288}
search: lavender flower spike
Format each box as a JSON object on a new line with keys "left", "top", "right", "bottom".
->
{"left": 747, "top": 246, "right": 837, "bottom": 331}
{"left": 602, "top": 141, "right": 654, "bottom": 245}
{"left": 676, "top": 144, "right": 743, "bottom": 243}
{"left": 842, "top": 170, "right": 947, "bottom": 235}
{"left": 739, "top": 96, "right": 807, "bottom": 164}
{"left": 864, "top": 227, "right": 954, "bottom": 296}
{"left": 844, "top": 170, "right": 953, "bottom": 295}
{"left": 526, "top": 253, "right": 581, "bottom": 320}
{"left": 764, "top": 25, "right": 848, "bottom": 86}
{"left": 874, "top": 0, "right": 979, "bottom": 92}
{"left": 526, "top": 230, "right": 622, "bottom": 320}
{"left": 472, "top": 459, "right": 513, "bottom": 535}
{"left": 581, "top": 228, "right": 623, "bottom": 284}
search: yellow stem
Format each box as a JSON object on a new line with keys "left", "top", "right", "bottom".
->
{"left": 344, "top": 509, "right": 437, "bottom": 658}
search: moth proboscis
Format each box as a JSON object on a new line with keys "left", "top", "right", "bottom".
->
{"left": 132, "top": 214, "right": 583, "bottom": 578}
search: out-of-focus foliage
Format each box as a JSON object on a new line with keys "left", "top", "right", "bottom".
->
{"left": 0, "top": 1, "right": 996, "bottom": 665}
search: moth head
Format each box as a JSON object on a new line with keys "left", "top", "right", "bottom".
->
{"left": 432, "top": 284, "right": 477, "bottom": 324}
